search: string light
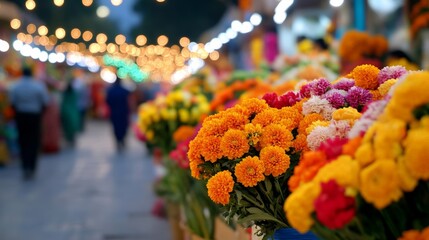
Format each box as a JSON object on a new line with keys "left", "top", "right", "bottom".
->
{"left": 157, "top": 35, "right": 168, "bottom": 46}
{"left": 53, "top": 0, "right": 64, "bottom": 7}
{"left": 27, "top": 24, "right": 36, "bottom": 34}
{"left": 136, "top": 35, "right": 147, "bottom": 46}
{"left": 55, "top": 28, "right": 66, "bottom": 39}
{"left": 38, "top": 25, "right": 48, "bottom": 36}
{"left": 10, "top": 19, "right": 21, "bottom": 30}
{"left": 96, "top": 33, "right": 108, "bottom": 44}
{"left": 82, "top": 0, "right": 93, "bottom": 7}
{"left": 111, "top": 0, "right": 123, "bottom": 6}
{"left": 71, "top": 28, "right": 81, "bottom": 39}
{"left": 179, "top": 37, "right": 190, "bottom": 47}
{"left": 25, "top": 0, "right": 36, "bottom": 10}
{"left": 115, "top": 34, "right": 126, "bottom": 45}
{"left": 82, "top": 31, "right": 93, "bottom": 41}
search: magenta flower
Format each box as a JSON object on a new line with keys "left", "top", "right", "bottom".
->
{"left": 324, "top": 89, "right": 347, "bottom": 109}
{"left": 378, "top": 66, "right": 407, "bottom": 84}
{"left": 332, "top": 78, "right": 355, "bottom": 91}
{"left": 346, "top": 86, "right": 373, "bottom": 111}
{"left": 279, "top": 91, "right": 301, "bottom": 107}
{"left": 299, "top": 78, "right": 331, "bottom": 97}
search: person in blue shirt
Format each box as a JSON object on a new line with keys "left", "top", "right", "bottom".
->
{"left": 9, "top": 67, "right": 49, "bottom": 180}
{"left": 106, "top": 77, "right": 131, "bottom": 151}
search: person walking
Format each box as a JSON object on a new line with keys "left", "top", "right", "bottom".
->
{"left": 60, "top": 81, "right": 80, "bottom": 147}
{"left": 9, "top": 67, "right": 49, "bottom": 180}
{"left": 106, "top": 77, "right": 131, "bottom": 151}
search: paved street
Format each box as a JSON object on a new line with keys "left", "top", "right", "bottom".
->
{"left": 0, "top": 120, "right": 171, "bottom": 240}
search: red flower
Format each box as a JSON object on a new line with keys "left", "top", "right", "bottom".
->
{"left": 169, "top": 140, "right": 191, "bottom": 169}
{"left": 263, "top": 92, "right": 301, "bottom": 109}
{"left": 262, "top": 92, "right": 281, "bottom": 108}
{"left": 318, "top": 137, "right": 348, "bottom": 161}
{"left": 314, "top": 180, "right": 356, "bottom": 229}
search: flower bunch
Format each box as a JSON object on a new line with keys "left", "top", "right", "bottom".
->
{"left": 188, "top": 98, "right": 308, "bottom": 237}
{"left": 137, "top": 90, "right": 210, "bottom": 154}
{"left": 339, "top": 31, "right": 388, "bottom": 62}
{"left": 284, "top": 71, "right": 429, "bottom": 239}
{"left": 409, "top": 0, "right": 429, "bottom": 37}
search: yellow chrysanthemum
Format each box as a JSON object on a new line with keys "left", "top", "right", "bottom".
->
{"left": 403, "top": 128, "right": 429, "bottom": 180}
{"left": 314, "top": 155, "right": 359, "bottom": 188}
{"left": 306, "top": 120, "right": 330, "bottom": 135}
{"left": 234, "top": 156, "right": 265, "bottom": 187}
{"left": 252, "top": 108, "right": 281, "bottom": 127}
{"left": 207, "top": 170, "right": 235, "bottom": 205}
{"left": 260, "top": 124, "right": 294, "bottom": 150}
{"left": 200, "top": 136, "right": 223, "bottom": 163}
{"left": 284, "top": 182, "right": 321, "bottom": 233}
{"left": 378, "top": 79, "right": 397, "bottom": 96}
{"left": 385, "top": 72, "right": 429, "bottom": 122}
{"left": 220, "top": 129, "right": 249, "bottom": 160}
{"left": 373, "top": 120, "right": 406, "bottom": 160}
{"left": 351, "top": 64, "right": 380, "bottom": 90}
{"left": 397, "top": 157, "right": 418, "bottom": 192}
{"left": 370, "top": 90, "right": 383, "bottom": 101}
{"left": 332, "top": 107, "right": 362, "bottom": 124}
{"left": 355, "top": 143, "right": 375, "bottom": 167}
{"left": 360, "top": 160, "right": 403, "bottom": 209}
{"left": 260, "top": 146, "right": 290, "bottom": 177}
{"left": 244, "top": 123, "right": 263, "bottom": 146}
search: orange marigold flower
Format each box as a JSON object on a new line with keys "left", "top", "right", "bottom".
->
{"left": 234, "top": 156, "right": 265, "bottom": 187}
{"left": 220, "top": 129, "right": 250, "bottom": 160}
{"left": 288, "top": 151, "right": 328, "bottom": 191}
{"left": 342, "top": 136, "right": 363, "bottom": 157}
{"left": 207, "top": 170, "right": 235, "bottom": 205}
{"left": 188, "top": 139, "right": 204, "bottom": 179}
{"left": 252, "top": 108, "right": 281, "bottom": 127}
{"left": 279, "top": 107, "right": 303, "bottom": 128}
{"left": 351, "top": 64, "right": 380, "bottom": 90}
{"left": 173, "top": 125, "right": 195, "bottom": 143}
{"left": 240, "top": 98, "right": 269, "bottom": 117}
{"left": 298, "top": 113, "right": 325, "bottom": 135}
{"left": 260, "top": 146, "right": 290, "bottom": 177}
{"left": 398, "top": 230, "right": 421, "bottom": 240}
{"left": 244, "top": 123, "right": 263, "bottom": 146}
{"left": 222, "top": 110, "right": 249, "bottom": 130}
{"left": 293, "top": 134, "right": 309, "bottom": 152}
{"left": 260, "top": 124, "right": 294, "bottom": 150}
{"left": 200, "top": 118, "right": 229, "bottom": 137}
{"left": 200, "top": 136, "right": 223, "bottom": 163}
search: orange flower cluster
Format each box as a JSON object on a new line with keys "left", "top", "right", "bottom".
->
{"left": 288, "top": 151, "right": 328, "bottom": 191}
{"left": 350, "top": 64, "right": 380, "bottom": 90}
{"left": 210, "top": 79, "right": 259, "bottom": 112}
{"left": 172, "top": 125, "right": 195, "bottom": 143}
{"left": 189, "top": 97, "right": 309, "bottom": 205}
{"left": 399, "top": 226, "right": 429, "bottom": 240}
{"left": 339, "top": 31, "right": 388, "bottom": 62}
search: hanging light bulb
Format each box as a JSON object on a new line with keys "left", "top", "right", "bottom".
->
{"left": 25, "top": 0, "right": 36, "bottom": 10}
{"left": 53, "top": 0, "right": 64, "bottom": 7}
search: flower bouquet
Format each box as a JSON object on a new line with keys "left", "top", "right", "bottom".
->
{"left": 285, "top": 69, "right": 429, "bottom": 239}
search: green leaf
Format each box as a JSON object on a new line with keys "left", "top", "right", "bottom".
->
{"left": 237, "top": 212, "right": 287, "bottom": 227}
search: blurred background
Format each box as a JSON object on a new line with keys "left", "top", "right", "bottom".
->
{"left": 0, "top": 0, "right": 426, "bottom": 239}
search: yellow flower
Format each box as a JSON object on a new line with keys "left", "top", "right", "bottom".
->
{"left": 146, "top": 130, "right": 154, "bottom": 141}
{"left": 351, "top": 64, "right": 380, "bottom": 90}
{"left": 260, "top": 124, "right": 293, "bottom": 150}
{"left": 207, "top": 170, "right": 235, "bottom": 205}
{"left": 314, "top": 155, "right": 360, "bottom": 188}
{"left": 167, "top": 109, "right": 177, "bottom": 120}
{"left": 360, "top": 160, "right": 402, "bottom": 209}
{"left": 220, "top": 129, "right": 249, "bottom": 160}
{"left": 160, "top": 109, "right": 169, "bottom": 120}
{"left": 234, "top": 156, "right": 265, "bottom": 187}
{"left": 385, "top": 72, "right": 429, "bottom": 122}
{"left": 397, "top": 157, "right": 418, "bottom": 192}
{"left": 332, "top": 107, "right": 362, "bottom": 124}
{"left": 284, "top": 182, "right": 321, "bottom": 233}
{"left": 403, "top": 128, "right": 429, "bottom": 180}
{"left": 306, "top": 120, "right": 330, "bottom": 135}
{"left": 244, "top": 123, "right": 263, "bottom": 146}
{"left": 378, "top": 79, "right": 397, "bottom": 96}
{"left": 260, "top": 146, "right": 290, "bottom": 177}
{"left": 179, "top": 109, "right": 190, "bottom": 123}
{"left": 355, "top": 143, "right": 375, "bottom": 167}
{"left": 373, "top": 119, "right": 406, "bottom": 160}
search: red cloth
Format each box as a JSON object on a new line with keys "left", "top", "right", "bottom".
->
{"left": 42, "top": 99, "right": 61, "bottom": 153}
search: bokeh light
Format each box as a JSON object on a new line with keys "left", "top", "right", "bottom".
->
{"left": 82, "top": 31, "right": 93, "bottom": 41}
{"left": 97, "top": 6, "right": 110, "bottom": 18}
{"left": 115, "top": 34, "right": 126, "bottom": 45}
{"left": 38, "top": 25, "right": 48, "bottom": 36}
{"left": 53, "top": 0, "right": 64, "bottom": 7}
{"left": 71, "top": 28, "right": 81, "bottom": 39}
{"left": 10, "top": 19, "right": 21, "bottom": 30}
{"left": 157, "top": 35, "right": 169, "bottom": 46}
{"left": 55, "top": 28, "right": 66, "bottom": 39}
{"left": 82, "top": 0, "right": 93, "bottom": 6}
{"left": 27, "top": 24, "right": 36, "bottom": 34}
{"left": 136, "top": 35, "right": 147, "bottom": 46}
{"left": 111, "top": 0, "right": 123, "bottom": 6}
{"left": 25, "top": 0, "right": 36, "bottom": 10}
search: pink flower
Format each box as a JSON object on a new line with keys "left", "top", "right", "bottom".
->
{"left": 314, "top": 180, "right": 356, "bottom": 229}
{"left": 378, "top": 66, "right": 407, "bottom": 84}
{"left": 332, "top": 78, "right": 355, "bottom": 91}
{"left": 303, "top": 96, "right": 335, "bottom": 120}
{"left": 318, "top": 137, "right": 349, "bottom": 161}
{"left": 324, "top": 89, "right": 347, "bottom": 109}
{"left": 169, "top": 140, "right": 191, "bottom": 169}
{"left": 348, "top": 99, "right": 388, "bottom": 138}
{"left": 300, "top": 78, "right": 331, "bottom": 97}
{"left": 307, "top": 126, "right": 333, "bottom": 151}
{"left": 346, "top": 86, "right": 372, "bottom": 111}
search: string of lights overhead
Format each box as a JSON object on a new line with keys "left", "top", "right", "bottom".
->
{"left": 23, "top": 0, "right": 125, "bottom": 10}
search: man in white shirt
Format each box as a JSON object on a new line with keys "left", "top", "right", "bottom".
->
{"left": 9, "top": 67, "right": 49, "bottom": 180}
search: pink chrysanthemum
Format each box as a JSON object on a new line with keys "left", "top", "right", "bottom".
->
{"left": 377, "top": 66, "right": 407, "bottom": 84}
{"left": 302, "top": 96, "right": 335, "bottom": 120}
{"left": 346, "top": 86, "right": 372, "bottom": 111}
{"left": 324, "top": 89, "right": 348, "bottom": 109}
{"left": 332, "top": 78, "right": 355, "bottom": 91}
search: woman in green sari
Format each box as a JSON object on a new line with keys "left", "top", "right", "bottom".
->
{"left": 60, "top": 81, "right": 80, "bottom": 146}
